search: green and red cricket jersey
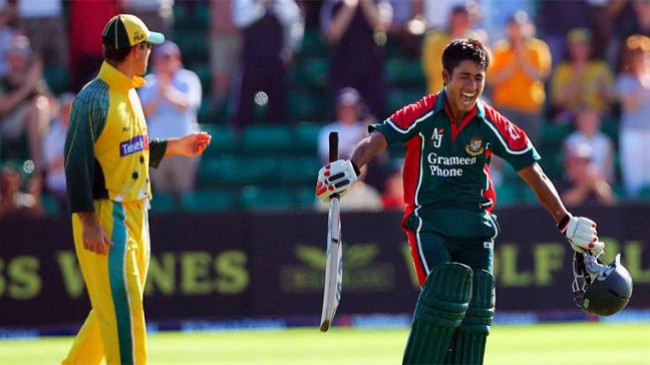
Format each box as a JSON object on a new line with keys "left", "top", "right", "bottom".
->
{"left": 370, "top": 90, "right": 540, "bottom": 283}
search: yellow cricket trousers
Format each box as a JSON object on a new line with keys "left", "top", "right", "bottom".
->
{"left": 62, "top": 199, "right": 150, "bottom": 365}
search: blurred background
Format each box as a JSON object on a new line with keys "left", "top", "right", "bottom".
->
{"left": 1, "top": 0, "right": 649, "bottom": 338}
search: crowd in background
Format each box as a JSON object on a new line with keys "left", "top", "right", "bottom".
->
{"left": 1, "top": 0, "right": 649, "bottom": 218}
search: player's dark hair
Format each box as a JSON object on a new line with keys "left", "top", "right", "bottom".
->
{"left": 103, "top": 46, "right": 132, "bottom": 64}
{"left": 442, "top": 39, "right": 490, "bottom": 75}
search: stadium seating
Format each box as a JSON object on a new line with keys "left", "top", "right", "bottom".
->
{"left": 181, "top": 190, "right": 237, "bottom": 212}
{"left": 639, "top": 186, "right": 650, "bottom": 201}
{"left": 240, "top": 125, "right": 294, "bottom": 154}
{"left": 240, "top": 186, "right": 295, "bottom": 211}
{"left": 3, "top": 2, "right": 638, "bottom": 215}
{"left": 40, "top": 194, "right": 60, "bottom": 215}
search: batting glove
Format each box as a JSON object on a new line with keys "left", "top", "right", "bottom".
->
{"left": 558, "top": 214, "right": 605, "bottom": 253}
{"left": 315, "top": 160, "right": 359, "bottom": 201}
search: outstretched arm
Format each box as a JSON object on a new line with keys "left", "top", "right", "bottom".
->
{"left": 518, "top": 163, "right": 603, "bottom": 252}
{"left": 165, "top": 131, "right": 212, "bottom": 158}
{"left": 517, "top": 162, "right": 569, "bottom": 224}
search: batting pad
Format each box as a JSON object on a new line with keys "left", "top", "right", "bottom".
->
{"left": 402, "top": 262, "right": 473, "bottom": 365}
{"left": 445, "top": 269, "right": 495, "bottom": 365}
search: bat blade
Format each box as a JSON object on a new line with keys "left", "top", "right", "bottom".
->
{"left": 320, "top": 196, "right": 342, "bottom": 332}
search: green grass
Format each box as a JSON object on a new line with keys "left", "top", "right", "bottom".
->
{"left": 0, "top": 322, "right": 648, "bottom": 364}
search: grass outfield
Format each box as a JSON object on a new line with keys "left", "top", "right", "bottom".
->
{"left": 0, "top": 322, "right": 648, "bottom": 364}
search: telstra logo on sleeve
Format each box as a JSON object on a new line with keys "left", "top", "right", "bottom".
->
{"left": 120, "top": 135, "right": 149, "bottom": 156}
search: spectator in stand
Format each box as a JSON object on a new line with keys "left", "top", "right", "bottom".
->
{"left": 535, "top": 1, "right": 590, "bottom": 66}
{"left": 68, "top": 0, "right": 119, "bottom": 91}
{"left": 422, "top": 0, "right": 474, "bottom": 31}
{"left": 139, "top": 41, "right": 202, "bottom": 195}
{"left": 560, "top": 142, "right": 615, "bottom": 207}
{"left": 585, "top": 0, "right": 616, "bottom": 60}
{"left": 387, "top": 0, "right": 425, "bottom": 57}
{"left": 121, "top": 0, "right": 174, "bottom": 38}
{"left": 318, "top": 87, "right": 368, "bottom": 162}
{"left": 321, "top": 0, "right": 392, "bottom": 120}
{"left": 479, "top": 0, "right": 534, "bottom": 45}
{"left": 43, "top": 93, "right": 74, "bottom": 211}
{"left": 318, "top": 87, "right": 391, "bottom": 192}
{"left": 630, "top": 0, "right": 650, "bottom": 35}
{"left": 232, "top": 0, "right": 304, "bottom": 128}
{"left": 0, "top": 35, "right": 51, "bottom": 167}
{"left": 0, "top": 162, "right": 43, "bottom": 218}
{"left": 16, "top": 0, "right": 68, "bottom": 70}
{"left": 0, "top": 2, "right": 19, "bottom": 78}
{"left": 488, "top": 11, "right": 551, "bottom": 144}
{"left": 551, "top": 28, "right": 615, "bottom": 122}
{"left": 615, "top": 0, "right": 650, "bottom": 40}
{"left": 616, "top": 34, "right": 650, "bottom": 198}
{"left": 563, "top": 108, "right": 614, "bottom": 183}
{"left": 422, "top": 5, "right": 485, "bottom": 95}
{"left": 210, "top": 0, "right": 241, "bottom": 107}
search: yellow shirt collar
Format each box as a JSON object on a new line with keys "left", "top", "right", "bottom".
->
{"left": 98, "top": 61, "right": 146, "bottom": 90}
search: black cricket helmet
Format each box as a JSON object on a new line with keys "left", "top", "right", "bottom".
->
{"left": 572, "top": 251, "right": 633, "bottom": 316}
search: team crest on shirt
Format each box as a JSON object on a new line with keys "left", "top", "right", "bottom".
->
{"left": 430, "top": 128, "right": 444, "bottom": 148}
{"left": 465, "top": 136, "right": 484, "bottom": 156}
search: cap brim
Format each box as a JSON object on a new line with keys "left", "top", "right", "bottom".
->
{"left": 147, "top": 32, "right": 165, "bottom": 45}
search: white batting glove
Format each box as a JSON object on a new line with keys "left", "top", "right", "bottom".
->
{"left": 315, "top": 160, "right": 358, "bottom": 201}
{"left": 558, "top": 215, "right": 605, "bottom": 253}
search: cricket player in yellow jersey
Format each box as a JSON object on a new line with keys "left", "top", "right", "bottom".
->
{"left": 62, "top": 15, "right": 211, "bottom": 364}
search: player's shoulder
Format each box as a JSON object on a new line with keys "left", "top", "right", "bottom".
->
{"left": 479, "top": 100, "right": 506, "bottom": 125}
{"left": 388, "top": 93, "right": 439, "bottom": 130}
{"left": 479, "top": 101, "right": 531, "bottom": 151}
{"left": 75, "top": 78, "right": 110, "bottom": 104}
{"left": 72, "top": 78, "right": 110, "bottom": 117}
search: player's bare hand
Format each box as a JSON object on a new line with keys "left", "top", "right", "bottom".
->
{"left": 82, "top": 221, "right": 113, "bottom": 255}
{"left": 168, "top": 132, "right": 212, "bottom": 157}
{"left": 558, "top": 215, "right": 604, "bottom": 253}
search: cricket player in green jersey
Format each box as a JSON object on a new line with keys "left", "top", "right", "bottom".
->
{"left": 316, "top": 39, "right": 604, "bottom": 364}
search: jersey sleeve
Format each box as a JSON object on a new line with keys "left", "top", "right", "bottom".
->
{"left": 482, "top": 104, "right": 540, "bottom": 171}
{"left": 149, "top": 139, "right": 167, "bottom": 168}
{"left": 368, "top": 94, "right": 437, "bottom": 146}
{"left": 64, "top": 94, "right": 107, "bottom": 213}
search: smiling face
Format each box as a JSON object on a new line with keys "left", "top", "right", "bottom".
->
{"left": 443, "top": 59, "right": 485, "bottom": 117}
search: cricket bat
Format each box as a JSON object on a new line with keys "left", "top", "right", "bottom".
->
{"left": 320, "top": 132, "right": 343, "bottom": 332}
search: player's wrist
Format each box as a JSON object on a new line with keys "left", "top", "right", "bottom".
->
{"left": 350, "top": 160, "right": 361, "bottom": 177}
{"left": 557, "top": 213, "right": 572, "bottom": 234}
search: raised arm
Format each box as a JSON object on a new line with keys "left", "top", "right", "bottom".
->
{"left": 322, "top": 0, "right": 358, "bottom": 44}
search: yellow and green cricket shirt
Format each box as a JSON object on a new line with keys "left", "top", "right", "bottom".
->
{"left": 62, "top": 61, "right": 166, "bottom": 365}
{"left": 64, "top": 61, "right": 167, "bottom": 212}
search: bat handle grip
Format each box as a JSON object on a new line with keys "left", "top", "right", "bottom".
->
{"left": 329, "top": 132, "right": 339, "bottom": 163}
{"left": 329, "top": 132, "right": 340, "bottom": 199}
